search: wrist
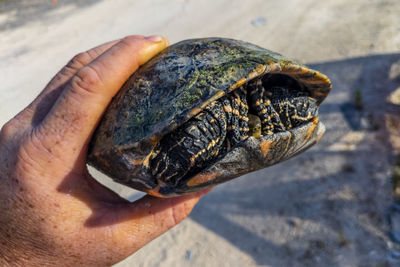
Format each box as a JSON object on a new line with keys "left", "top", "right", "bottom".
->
{"left": 0, "top": 191, "right": 56, "bottom": 266}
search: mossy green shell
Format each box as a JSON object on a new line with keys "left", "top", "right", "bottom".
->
{"left": 88, "top": 38, "right": 331, "bottom": 197}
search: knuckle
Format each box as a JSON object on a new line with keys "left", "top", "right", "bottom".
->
{"left": 23, "top": 125, "right": 69, "bottom": 166}
{"left": 0, "top": 120, "right": 16, "bottom": 140}
{"left": 57, "top": 64, "right": 76, "bottom": 80}
{"left": 0, "top": 118, "right": 25, "bottom": 142}
{"left": 14, "top": 131, "right": 53, "bottom": 175}
{"left": 56, "top": 52, "right": 92, "bottom": 80}
{"left": 70, "top": 65, "right": 103, "bottom": 95}
{"left": 68, "top": 52, "right": 91, "bottom": 70}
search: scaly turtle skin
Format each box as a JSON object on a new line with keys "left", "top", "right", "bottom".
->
{"left": 87, "top": 38, "right": 331, "bottom": 197}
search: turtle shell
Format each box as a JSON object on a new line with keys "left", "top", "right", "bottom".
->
{"left": 88, "top": 38, "right": 331, "bottom": 197}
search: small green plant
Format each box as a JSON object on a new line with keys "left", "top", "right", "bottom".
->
{"left": 354, "top": 89, "right": 363, "bottom": 111}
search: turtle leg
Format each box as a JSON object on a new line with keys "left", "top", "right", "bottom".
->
{"left": 248, "top": 79, "right": 285, "bottom": 135}
{"left": 199, "top": 100, "right": 228, "bottom": 159}
{"left": 223, "top": 87, "right": 249, "bottom": 150}
{"left": 269, "top": 87, "right": 318, "bottom": 130}
{"left": 234, "top": 87, "right": 249, "bottom": 141}
{"left": 149, "top": 100, "right": 228, "bottom": 186}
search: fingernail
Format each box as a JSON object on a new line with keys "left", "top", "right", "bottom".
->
{"left": 146, "top": 35, "right": 164, "bottom": 43}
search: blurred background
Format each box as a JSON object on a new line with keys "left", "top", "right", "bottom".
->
{"left": 1, "top": 0, "right": 400, "bottom": 266}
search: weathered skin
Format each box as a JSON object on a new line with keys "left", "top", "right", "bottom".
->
{"left": 87, "top": 38, "right": 331, "bottom": 197}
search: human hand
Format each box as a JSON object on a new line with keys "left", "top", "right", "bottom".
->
{"left": 0, "top": 35, "right": 211, "bottom": 266}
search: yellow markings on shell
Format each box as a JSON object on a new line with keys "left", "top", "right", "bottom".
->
{"left": 260, "top": 140, "right": 273, "bottom": 157}
{"left": 204, "top": 90, "right": 225, "bottom": 107}
{"left": 306, "top": 117, "right": 319, "bottom": 139}
{"left": 228, "top": 64, "right": 267, "bottom": 93}
{"left": 187, "top": 90, "right": 225, "bottom": 119}
{"left": 309, "top": 71, "right": 331, "bottom": 86}
{"left": 149, "top": 135, "right": 161, "bottom": 146}
{"left": 248, "top": 64, "right": 267, "bottom": 80}
{"left": 186, "top": 172, "right": 221, "bottom": 187}
{"left": 235, "top": 78, "right": 247, "bottom": 88}
{"left": 298, "top": 77, "right": 327, "bottom": 85}
{"left": 145, "top": 186, "right": 165, "bottom": 198}
{"left": 313, "top": 91, "right": 330, "bottom": 97}
{"left": 279, "top": 65, "right": 309, "bottom": 75}
{"left": 188, "top": 107, "right": 204, "bottom": 118}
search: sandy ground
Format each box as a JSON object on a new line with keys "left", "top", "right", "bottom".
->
{"left": 1, "top": 0, "right": 400, "bottom": 266}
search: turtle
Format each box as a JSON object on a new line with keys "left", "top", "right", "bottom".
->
{"left": 87, "top": 38, "right": 331, "bottom": 197}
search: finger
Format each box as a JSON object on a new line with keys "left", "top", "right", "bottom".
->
{"left": 25, "top": 38, "right": 128, "bottom": 125}
{"left": 34, "top": 36, "right": 168, "bottom": 158}
{"left": 89, "top": 188, "right": 212, "bottom": 260}
{"left": 0, "top": 38, "right": 126, "bottom": 141}
{"left": 41, "top": 39, "right": 127, "bottom": 97}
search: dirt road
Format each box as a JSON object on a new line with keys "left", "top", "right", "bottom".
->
{"left": 1, "top": 0, "right": 400, "bottom": 266}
